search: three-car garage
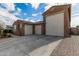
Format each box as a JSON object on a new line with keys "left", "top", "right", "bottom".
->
{"left": 13, "top": 4, "right": 71, "bottom": 37}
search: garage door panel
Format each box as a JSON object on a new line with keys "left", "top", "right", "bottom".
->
{"left": 46, "top": 13, "right": 64, "bottom": 36}
{"left": 25, "top": 25, "right": 32, "bottom": 35}
{"left": 35, "top": 25, "right": 41, "bottom": 34}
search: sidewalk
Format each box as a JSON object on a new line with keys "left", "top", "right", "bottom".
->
{"left": 51, "top": 36, "right": 79, "bottom": 56}
{"left": 29, "top": 39, "right": 62, "bottom": 56}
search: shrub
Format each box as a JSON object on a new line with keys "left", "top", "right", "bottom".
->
{"left": 0, "top": 30, "right": 1, "bottom": 35}
{"left": 0, "top": 29, "right": 13, "bottom": 38}
{"left": 8, "top": 30, "right": 13, "bottom": 33}
{"left": 3, "top": 29, "right": 9, "bottom": 33}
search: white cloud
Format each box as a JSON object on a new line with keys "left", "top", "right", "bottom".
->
{"left": 0, "top": 3, "right": 15, "bottom": 11}
{"left": 13, "top": 7, "right": 22, "bottom": 16}
{"left": 32, "top": 13, "right": 37, "bottom": 16}
{"left": 24, "top": 18, "right": 36, "bottom": 22}
{"left": 0, "top": 18, "right": 6, "bottom": 29}
{"left": 1, "top": 0, "right": 13, "bottom": 3}
{"left": 45, "top": 3, "right": 57, "bottom": 11}
{"left": 72, "top": 3, "right": 78, "bottom": 6}
{"left": 6, "top": 3, "right": 15, "bottom": 11}
{"left": 0, "top": 3, "right": 17, "bottom": 28}
{"left": 39, "top": 12, "right": 42, "bottom": 14}
{"left": 31, "top": 3, "right": 40, "bottom": 10}
{"left": 17, "top": 7, "right": 21, "bottom": 12}
{"left": 0, "top": 8, "right": 17, "bottom": 27}
{"left": 30, "top": 19, "right": 36, "bottom": 22}
{"left": 36, "top": 19, "right": 41, "bottom": 22}
{"left": 25, "top": 19, "right": 29, "bottom": 21}
{"left": 13, "top": 12, "right": 20, "bottom": 16}
{"left": 71, "top": 15, "right": 79, "bottom": 27}
{"left": 24, "top": 13, "right": 27, "bottom": 15}
{"left": 16, "top": 17, "right": 21, "bottom": 20}
{"left": 72, "top": 13, "right": 79, "bottom": 17}
{"left": 25, "top": 3, "right": 29, "bottom": 5}
{"left": 32, "top": 12, "right": 42, "bottom": 17}
{"left": 45, "top": 3, "right": 66, "bottom": 11}
{"left": 30, "top": 19, "right": 42, "bottom": 22}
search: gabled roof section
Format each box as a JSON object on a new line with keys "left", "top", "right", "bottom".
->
{"left": 13, "top": 20, "right": 44, "bottom": 25}
{"left": 33, "top": 21, "right": 45, "bottom": 25}
{"left": 13, "top": 20, "right": 33, "bottom": 25}
{"left": 42, "top": 4, "right": 71, "bottom": 16}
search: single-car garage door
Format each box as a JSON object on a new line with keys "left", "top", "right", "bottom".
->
{"left": 46, "top": 13, "right": 64, "bottom": 36}
{"left": 35, "top": 25, "right": 42, "bottom": 34}
{"left": 25, "top": 25, "right": 32, "bottom": 35}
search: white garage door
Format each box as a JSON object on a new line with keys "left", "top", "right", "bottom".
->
{"left": 25, "top": 25, "right": 32, "bottom": 35}
{"left": 46, "top": 13, "right": 64, "bottom": 36}
{"left": 35, "top": 25, "right": 41, "bottom": 34}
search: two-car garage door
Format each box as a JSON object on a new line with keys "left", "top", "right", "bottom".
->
{"left": 24, "top": 24, "right": 42, "bottom": 35}
{"left": 46, "top": 13, "right": 64, "bottom": 36}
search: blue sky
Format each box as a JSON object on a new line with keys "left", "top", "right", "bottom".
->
{"left": 71, "top": 4, "right": 79, "bottom": 27}
{"left": 0, "top": 3, "right": 79, "bottom": 27}
{"left": 0, "top": 3, "right": 47, "bottom": 27}
{"left": 10, "top": 3, "right": 47, "bottom": 21}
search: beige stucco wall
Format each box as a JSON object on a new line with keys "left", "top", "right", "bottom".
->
{"left": 46, "top": 13, "right": 64, "bottom": 36}
{"left": 35, "top": 25, "right": 42, "bottom": 34}
{"left": 25, "top": 25, "right": 32, "bottom": 35}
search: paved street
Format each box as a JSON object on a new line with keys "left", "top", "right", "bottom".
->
{"left": 51, "top": 35, "right": 79, "bottom": 56}
{"left": 0, "top": 35, "right": 62, "bottom": 56}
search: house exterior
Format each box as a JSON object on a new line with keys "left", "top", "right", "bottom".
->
{"left": 13, "top": 20, "right": 44, "bottom": 36}
{"left": 13, "top": 20, "right": 25, "bottom": 36}
{"left": 13, "top": 20, "right": 33, "bottom": 36}
{"left": 13, "top": 4, "right": 71, "bottom": 37}
{"left": 42, "top": 4, "right": 71, "bottom": 37}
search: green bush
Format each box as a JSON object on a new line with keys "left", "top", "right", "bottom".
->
{"left": 0, "top": 30, "right": 1, "bottom": 35}
{"left": 8, "top": 30, "right": 13, "bottom": 33}
{"left": 0, "top": 29, "right": 13, "bottom": 38}
{"left": 3, "top": 29, "right": 9, "bottom": 33}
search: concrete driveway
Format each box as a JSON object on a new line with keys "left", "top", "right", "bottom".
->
{"left": 0, "top": 35, "right": 62, "bottom": 56}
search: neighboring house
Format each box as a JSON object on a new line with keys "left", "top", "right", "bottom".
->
{"left": 76, "top": 26, "right": 79, "bottom": 35}
{"left": 70, "top": 26, "right": 79, "bottom": 35}
{"left": 71, "top": 27, "right": 77, "bottom": 35}
{"left": 6, "top": 25, "right": 13, "bottom": 30}
{"left": 42, "top": 4, "right": 71, "bottom": 37}
{"left": 13, "top": 20, "right": 44, "bottom": 36}
{"left": 0, "top": 25, "right": 4, "bottom": 36}
{"left": 13, "top": 20, "right": 33, "bottom": 36}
